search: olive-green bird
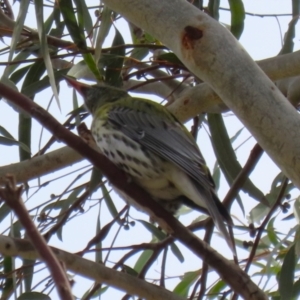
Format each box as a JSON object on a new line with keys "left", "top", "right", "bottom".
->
{"left": 65, "top": 77, "right": 234, "bottom": 252}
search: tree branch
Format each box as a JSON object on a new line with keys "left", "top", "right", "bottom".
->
{"left": 0, "top": 176, "right": 74, "bottom": 300}
{"left": 0, "top": 146, "right": 83, "bottom": 185}
{"left": 0, "top": 235, "right": 184, "bottom": 300}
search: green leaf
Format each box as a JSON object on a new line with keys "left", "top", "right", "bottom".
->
{"left": 0, "top": 135, "right": 31, "bottom": 153}
{"left": 22, "top": 259, "right": 35, "bottom": 292}
{"left": 0, "top": 125, "right": 15, "bottom": 139}
{"left": 101, "top": 184, "right": 119, "bottom": 222}
{"left": 139, "top": 220, "right": 167, "bottom": 240}
{"left": 230, "top": 127, "right": 244, "bottom": 144}
{"left": 17, "top": 292, "right": 51, "bottom": 300}
{"left": 89, "top": 167, "right": 103, "bottom": 195}
{"left": 279, "top": 244, "right": 296, "bottom": 300}
{"left": 208, "top": 0, "right": 220, "bottom": 20}
{"left": 251, "top": 175, "right": 294, "bottom": 223}
{"left": 19, "top": 61, "right": 47, "bottom": 161}
{"left": 134, "top": 249, "right": 153, "bottom": 273}
{"left": 10, "top": 220, "right": 22, "bottom": 239}
{"left": 22, "top": 68, "right": 70, "bottom": 98}
{"left": 73, "top": 0, "right": 94, "bottom": 40}
{"left": 35, "top": 0, "right": 61, "bottom": 109}
{"left": 59, "top": 0, "right": 86, "bottom": 49}
{"left": 138, "top": 220, "right": 184, "bottom": 262}
{"left": 94, "top": 6, "right": 113, "bottom": 65}
{"left": 170, "top": 242, "right": 184, "bottom": 263}
{"left": 9, "top": 65, "right": 31, "bottom": 84}
{"left": 294, "top": 225, "right": 300, "bottom": 257}
{"left": 4, "top": 0, "right": 30, "bottom": 67}
{"left": 0, "top": 203, "right": 11, "bottom": 223}
{"left": 105, "top": 28, "right": 125, "bottom": 86}
{"left": 208, "top": 113, "right": 265, "bottom": 206}
{"left": 6, "top": 51, "right": 32, "bottom": 79}
{"left": 156, "top": 53, "right": 184, "bottom": 67}
{"left": 44, "top": 9, "right": 55, "bottom": 34}
{"left": 129, "top": 47, "right": 149, "bottom": 61}
{"left": 82, "top": 52, "right": 102, "bottom": 81}
{"left": 128, "top": 23, "right": 149, "bottom": 60}
{"left": 267, "top": 217, "right": 279, "bottom": 247}
{"left": 173, "top": 270, "right": 200, "bottom": 297}
{"left": 40, "top": 200, "right": 70, "bottom": 215}
{"left": 292, "top": 278, "right": 300, "bottom": 299}
{"left": 207, "top": 279, "right": 227, "bottom": 298}
{"left": 82, "top": 286, "right": 109, "bottom": 299}
{"left": 95, "top": 208, "right": 102, "bottom": 263}
{"left": 56, "top": 186, "right": 85, "bottom": 240}
{"left": 228, "top": 0, "right": 245, "bottom": 39}
{"left": 2, "top": 256, "right": 14, "bottom": 297}
{"left": 72, "top": 88, "right": 81, "bottom": 127}
{"left": 294, "top": 197, "right": 300, "bottom": 225}
{"left": 18, "top": 112, "right": 31, "bottom": 161}
{"left": 122, "top": 265, "right": 139, "bottom": 276}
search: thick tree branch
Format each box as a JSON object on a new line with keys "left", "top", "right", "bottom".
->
{"left": 102, "top": 0, "right": 300, "bottom": 191}
{"left": 0, "top": 146, "right": 83, "bottom": 185}
{"left": 0, "top": 235, "right": 184, "bottom": 300}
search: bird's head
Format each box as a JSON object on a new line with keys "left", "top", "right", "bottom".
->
{"left": 64, "top": 76, "right": 128, "bottom": 115}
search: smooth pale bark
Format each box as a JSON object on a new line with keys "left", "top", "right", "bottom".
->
{"left": 103, "top": 0, "right": 300, "bottom": 189}
{"left": 0, "top": 235, "right": 184, "bottom": 300}
{"left": 0, "top": 147, "right": 83, "bottom": 185}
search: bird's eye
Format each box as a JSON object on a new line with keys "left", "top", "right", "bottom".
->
{"left": 137, "top": 129, "right": 145, "bottom": 139}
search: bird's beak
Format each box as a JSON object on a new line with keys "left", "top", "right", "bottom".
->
{"left": 64, "top": 76, "right": 90, "bottom": 97}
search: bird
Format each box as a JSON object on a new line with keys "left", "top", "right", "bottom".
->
{"left": 65, "top": 76, "right": 235, "bottom": 253}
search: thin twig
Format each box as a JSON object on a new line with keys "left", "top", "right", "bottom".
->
{"left": 223, "top": 143, "right": 264, "bottom": 209}
{"left": 245, "top": 177, "right": 288, "bottom": 273}
{"left": 198, "top": 221, "right": 214, "bottom": 299}
{"left": 0, "top": 175, "right": 74, "bottom": 300}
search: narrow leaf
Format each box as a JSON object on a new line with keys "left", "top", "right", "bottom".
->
{"left": 94, "top": 6, "right": 112, "bottom": 65}
{"left": 134, "top": 249, "right": 153, "bottom": 273}
{"left": 208, "top": 113, "right": 265, "bottom": 205}
{"left": 279, "top": 245, "right": 296, "bottom": 300}
{"left": 5, "top": 0, "right": 30, "bottom": 66}
{"left": 228, "top": 0, "right": 245, "bottom": 39}
{"left": 105, "top": 28, "right": 125, "bottom": 86}
{"left": 59, "top": 0, "right": 86, "bottom": 49}
{"left": 35, "top": 0, "right": 60, "bottom": 109}
{"left": 173, "top": 270, "right": 200, "bottom": 297}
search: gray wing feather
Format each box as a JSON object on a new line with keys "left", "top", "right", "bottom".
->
{"left": 108, "top": 106, "right": 214, "bottom": 190}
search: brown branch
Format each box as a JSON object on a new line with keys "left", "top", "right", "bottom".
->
{"left": 223, "top": 143, "right": 265, "bottom": 209}
{"left": 244, "top": 177, "right": 289, "bottom": 274}
{"left": 0, "top": 82, "right": 267, "bottom": 299}
{"left": 0, "top": 235, "right": 185, "bottom": 300}
{"left": 43, "top": 189, "right": 91, "bottom": 241}
{"left": 198, "top": 221, "right": 214, "bottom": 299}
{"left": 80, "top": 206, "right": 128, "bottom": 254}
{"left": 0, "top": 175, "right": 74, "bottom": 300}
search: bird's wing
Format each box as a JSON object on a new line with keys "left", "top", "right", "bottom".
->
{"left": 106, "top": 101, "right": 215, "bottom": 191}
{"left": 107, "top": 100, "right": 235, "bottom": 253}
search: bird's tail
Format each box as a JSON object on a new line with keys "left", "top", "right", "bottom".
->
{"left": 211, "top": 192, "right": 236, "bottom": 256}
{"left": 195, "top": 184, "right": 237, "bottom": 257}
